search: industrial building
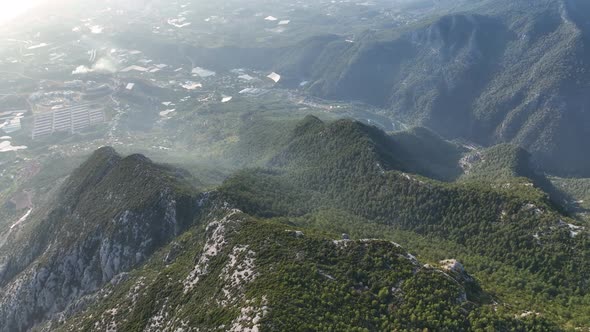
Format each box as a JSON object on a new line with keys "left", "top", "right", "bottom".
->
{"left": 32, "top": 103, "right": 105, "bottom": 140}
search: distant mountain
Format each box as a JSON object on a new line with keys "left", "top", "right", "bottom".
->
{"left": 284, "top": 0, "right": 590, "bottom": 176}
{"left": 180, "top": 0, "right": 590, "bottom": 176}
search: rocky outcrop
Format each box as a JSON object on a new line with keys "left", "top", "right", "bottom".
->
{"left": 0, "top": 148, "right": 200, "bottom": 332}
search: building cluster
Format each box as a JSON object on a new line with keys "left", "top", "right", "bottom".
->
{"left": 32, "top": 103, "right": 105, "bottom": 140}
{"left": 0, "top": 111, "right": 25, "bottom": 134}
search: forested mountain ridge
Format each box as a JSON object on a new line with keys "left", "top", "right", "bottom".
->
{"left": 220, "top": 116, "right": 590, "bottom": 328}
{"left": 50, "top": 205, "right": 554, "bottom": 332}
{"left": 2, "top": 116, "right": 586, "bottom": 330}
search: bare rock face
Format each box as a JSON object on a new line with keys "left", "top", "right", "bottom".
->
{"left": 0, "top": 148, "right": 199, "bottom": 332}
{"left": 439, "top": 259, "right": 465, "bottom": 274}
{"left": 439, "top": 259, "right": 475, "bottom": 286}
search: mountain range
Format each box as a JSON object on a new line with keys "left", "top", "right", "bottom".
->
{"left": 1, "top": 116, "right": 588, "bottom": 331}
{"left": 176, "top": 0, "right": 590, "bottom": 176}
{"left": 2, "top": 0, "right": 590, "bottom": 330}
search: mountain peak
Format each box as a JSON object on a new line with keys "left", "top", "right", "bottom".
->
{"left": 60, "top": 146, "right": 122, "bottom": 203}
{"left": 122, "top": 153, "right": 152, "bottom": 164}
{"left": 0, "top": 148, "right": 200, "bottom": 332}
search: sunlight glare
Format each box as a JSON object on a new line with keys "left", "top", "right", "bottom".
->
{"left": 0, "top": 0, "right": 43, "bottom": 24}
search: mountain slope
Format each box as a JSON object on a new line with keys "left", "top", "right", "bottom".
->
{"left": 0, "top": 147, "right": 199, "bottom": 332}
{"left": 287, "top": 0, "right": 590, "bottom": 175}
{"left": 220, "top": 117, "right": 590, "bottom": 327}
{"left": 178, "top": 0, "right": 589, "bottom": 176}
{"left": 49, "top": 207, "right": 553, "bottom": 332}
{"left": 1, "top": 118, "right": 587, "bottom": 330}
{"left": 139, "top": 0, "right": 590, "bottom": 176}
{"left": 0, "top": 147, "right": 553, "bottom": 331}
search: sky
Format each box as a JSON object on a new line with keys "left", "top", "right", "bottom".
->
{"left": 0, "top": 0, "right": 44, "bottom": 25}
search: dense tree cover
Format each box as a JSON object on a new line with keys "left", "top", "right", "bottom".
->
{"left": 11, "top": 116, "right": 589, "bottom": 330}
{"left": 550, "top": 176, "right": 590, "bottom": 214}
{"left": 461, "top": 144, "right": 534, "bottom": 182}
{"left": 219, "top": 117, "right": 590, "bottom": 328}
{"left": 390, "top": 127, "right": 466, "bottom": 181}
{"left": 55, "top": 208, "right": 557, "bottom": 332}
{"left": 238, "top": 0, "right": 590, "bottom": 176}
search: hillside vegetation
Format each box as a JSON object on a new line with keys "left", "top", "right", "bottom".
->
{"left": 220, "top": 116, "right": 590, "bottom": 328}
{"left": 293, "top": 0, "right": 590, "bottom": 176}
{"left": 1, "top": 117, "right": 588, "bottom": 331}
{"left": 177, "top": 0, "right": 590, "bottom": 176}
